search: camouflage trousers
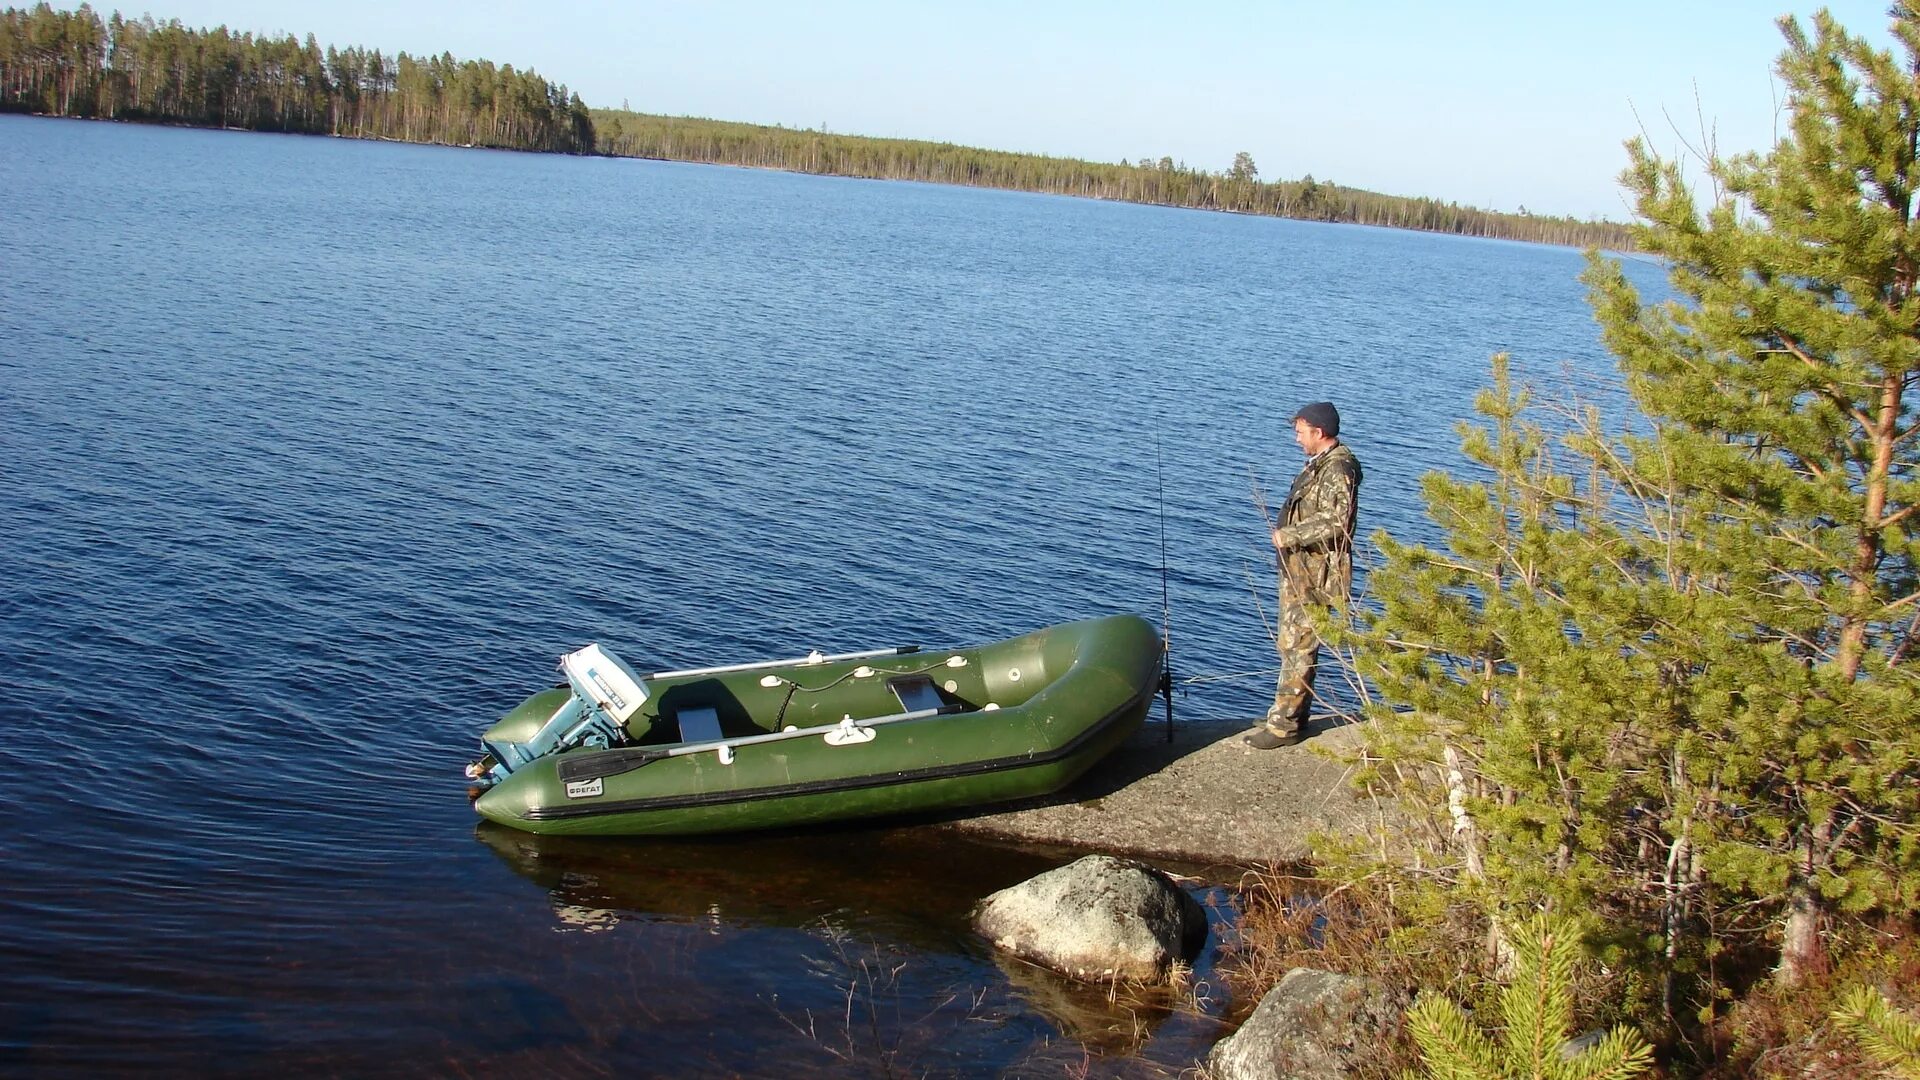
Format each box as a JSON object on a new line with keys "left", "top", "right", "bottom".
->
{"left": 1265, "top": 588, "right": 1321, "bottom": 736}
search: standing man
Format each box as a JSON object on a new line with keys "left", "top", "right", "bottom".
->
{"left": 1247, "top": 401, "right": 1362, "bottom": 750}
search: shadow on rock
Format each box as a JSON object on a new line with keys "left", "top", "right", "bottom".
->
{"left": 923, "top": 721, "right": 1250, "bottom": 822}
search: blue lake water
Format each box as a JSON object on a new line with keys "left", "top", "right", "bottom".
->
{"left": 0, "top": 114, "right": 1666, "bottom": 1075}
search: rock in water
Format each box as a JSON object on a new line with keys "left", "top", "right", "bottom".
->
{"left": 971, "top": 854, "right": 1207, "bottom": 984}
{"left": 1205, "top": 968, "right": 1406, "bottom": 1080}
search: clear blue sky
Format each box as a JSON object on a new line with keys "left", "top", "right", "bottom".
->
{"left": 141, "top": 1, "right": 1897, "bottom": 219}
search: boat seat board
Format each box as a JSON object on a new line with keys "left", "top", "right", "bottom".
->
{"left": 888, "top": 676, "right": 957, "bottom": 715}
{"left": 676, "top": 706, "right": 723, "bottom": 744}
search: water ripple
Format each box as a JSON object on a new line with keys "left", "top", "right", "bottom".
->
{"left": 0, "top": 114, "right": 1664, "bottom": 1075}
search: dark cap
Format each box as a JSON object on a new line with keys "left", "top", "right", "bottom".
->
{"left": 1292, "top": 401, "right": 1340, "bottom": 438}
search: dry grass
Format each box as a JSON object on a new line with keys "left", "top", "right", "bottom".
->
{"left": 1220, "top": 867, "right": 1491, "bottom": 1007}
{"left": 1697, "top": 919, "right": 1920, "bottom": 1080}
{"left": 1219, "top": 863, "right": 1920, "bottom": 1080}
{"left": 766, "top": 917, "right": 1228, "bottom": 1078}
{"left": 1210, "top": 867, "right": 1463, "bottom": 1079}
{"left": 1215, "top": 866, "right": 1706, "bottom": 1079}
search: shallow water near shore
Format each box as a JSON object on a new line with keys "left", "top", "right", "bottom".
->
{"left": 0, "top": 113, "right": 1665, "bottom": 1074}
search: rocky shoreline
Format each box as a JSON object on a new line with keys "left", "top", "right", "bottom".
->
{"left": 939, "top": 717, "right": 1379, "bottom": 874}
{"left": 945, "top": 728, "right": 1408, "bottom": 1080}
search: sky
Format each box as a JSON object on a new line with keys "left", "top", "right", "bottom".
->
{"left": 137, "top": 0, "right": 1901, "bottom": 220}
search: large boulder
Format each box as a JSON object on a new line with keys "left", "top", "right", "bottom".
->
{"left": 1206, "top": 968, "right": 1406, "bottom": 1080}
{"left": 972, "top": 854, "right": 1207, "bottom": 984}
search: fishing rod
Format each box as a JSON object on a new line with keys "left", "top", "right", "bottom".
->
{"left": 1155, "top": 434, "right": 1174, "bottom": 743}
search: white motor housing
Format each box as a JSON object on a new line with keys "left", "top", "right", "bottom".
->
{"left": 560, "top": 644, "right": 649, "bottom": 723}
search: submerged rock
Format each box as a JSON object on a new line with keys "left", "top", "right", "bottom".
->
{"left": 971, "top": 854, "right": 1207, "bottom": 984}
{"left": 990, "top": 951, "right": 1169, "bottom": 1055}
{"left": 1205, "top": 967, "right": 1406, "bottom": 1080}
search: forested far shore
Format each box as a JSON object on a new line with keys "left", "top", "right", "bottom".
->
{"left": 0, "top": 4, "right": 594, "bottom": 153}
{"left": 593, "top": 110, "right": 1635, "bottom": 249}
{"left": 1, "top": 3, "right": 1632, "bottom": 248}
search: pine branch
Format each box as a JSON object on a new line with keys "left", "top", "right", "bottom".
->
{"left": 1891, "top": 615, "right": 1920, "bottom": 664}
{"left": 1832, "top": 984, "right": 1920, "bottom": 1079}
{"left": 1408, "top": 915, "right": 1653, "bottom": 1080}
{"left": 1880, "top": 501, "right": 1919, "bottom": 530}
{"left": 1758, "top": 340, "right": 1879, "bottom": 432}
{"left": 1564, "top": 1032, "right": 1658, "bottom": 1080}
{"left": 1406, "top": 995, "right": 1502, "bottom": 1080}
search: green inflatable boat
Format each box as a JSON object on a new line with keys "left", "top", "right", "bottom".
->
{"left": 466, "top": 614, "right": 1164, "bottom": 836}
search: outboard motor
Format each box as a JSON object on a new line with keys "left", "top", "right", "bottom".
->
{"left": 465, "top": 644, "right": 649, "bottom": 789}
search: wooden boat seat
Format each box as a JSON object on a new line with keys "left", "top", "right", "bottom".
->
{"left": 675, "top": 706, "right": 723, "bottom": 744}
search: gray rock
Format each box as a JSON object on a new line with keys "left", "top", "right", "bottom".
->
{"left": 972, "top": 854, "right": 1207, "bottom": 984}
{"left": 945, "top": 721, "right": 1378, "bottom": 866}
{"left": 1206, "top": 968, "right": 1406, "bottom": 1080}
{"left": 1561, "top": 1028, "right": 1607, "bottom": 1059}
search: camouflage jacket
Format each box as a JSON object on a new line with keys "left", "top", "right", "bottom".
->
{"left": 1273, "top": 443, "right": 1362, "bottom": 605}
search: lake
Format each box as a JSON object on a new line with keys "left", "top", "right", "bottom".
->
{"left": 0, "top": 114, "right": 1664, "bottom": 1076}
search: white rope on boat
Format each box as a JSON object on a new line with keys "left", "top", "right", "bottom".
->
{"left": 649, "top": 644, "right": 914, "bottom": 680}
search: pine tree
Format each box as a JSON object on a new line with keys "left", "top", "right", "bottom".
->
{"left": 1407, "top": 913, "right": 1654, "bottom": 1080}
{"left": 1338, "top": 356, "right": 1708, "bottom": 994}
{"left": 1584, "top": 6, "right": 1920, "bottom": 984}
{"left": 1339, "top": 5, "right": 1920, "bottom": 1037}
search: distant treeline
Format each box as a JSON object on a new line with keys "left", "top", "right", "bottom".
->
{"left": 0, "top": 3, "right": 594, "bottom": 153}
{"left": 594, "top": 112, "right": 1634, "bottom": 249}
{"left": 3, "top": 3, "right": 1630, "bottom": 248}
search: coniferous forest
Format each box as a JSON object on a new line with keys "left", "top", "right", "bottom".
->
{"left": 590, "top": 111, "right": 1632, "bottom": 248}
{"left": 0, "top": 3, "right": 1633, "bottom": 248}
{"left": 0, "top": 4, "right": 596, "bottom": 153}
